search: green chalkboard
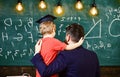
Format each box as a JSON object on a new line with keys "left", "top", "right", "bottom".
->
{"left": 0, "top": 0, "right": 120, "bottom": 66}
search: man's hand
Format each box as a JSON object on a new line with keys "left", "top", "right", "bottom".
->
{"left": 34, "top": 39, "right": 42, "bottom": 55}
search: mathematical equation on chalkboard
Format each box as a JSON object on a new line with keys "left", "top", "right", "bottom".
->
{"left": 0, "top": 7, "right": 120, "bottom": 61}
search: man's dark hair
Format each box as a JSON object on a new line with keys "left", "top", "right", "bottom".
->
{"left": 66, "top": 23, "right": 84, "bottom": 42}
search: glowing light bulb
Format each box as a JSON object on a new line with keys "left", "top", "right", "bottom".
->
{"left": 56, "top": 6, "right": 63, "bottom": 14}
{"left": 39, "top": 1, "right": 47, "bottom": 10}
{"left": 54, "top": 5, "right": 64, "bottom": 16}
{"left": 89, "top": 6, "right": 98, "bottom": 16}
{"left": 75, "top": 1, "right": 83, "bottom": 10}
{"left": 16, "top": 2, "right": 23, "bottom": 12}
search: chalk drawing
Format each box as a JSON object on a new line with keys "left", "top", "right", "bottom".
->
{"left": 85, "top": 19, "right": 102, "bottom": 39}
{"left": 109, "top": 18, "right": 120, "bottom": 37}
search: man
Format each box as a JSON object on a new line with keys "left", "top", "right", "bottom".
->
{"left": 31, "top": 23, "right": 100, "bottom": 77}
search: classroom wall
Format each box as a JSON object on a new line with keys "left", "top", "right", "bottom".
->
{"left": 0, "top": 66, "right": 120, "bottom": 77}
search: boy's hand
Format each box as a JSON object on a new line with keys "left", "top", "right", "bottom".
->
{"left": 78, "top": 37, "right": 84, "bottom": 46}
{"left": 34, "top": 39, "right": 42, "bottom": 55}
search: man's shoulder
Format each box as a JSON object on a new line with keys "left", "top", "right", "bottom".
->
{"left": 59, "top": 46, "right": 97, "bottom": 56}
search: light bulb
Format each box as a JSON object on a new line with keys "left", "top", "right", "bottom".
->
{"left": 75, "top": 1, "right": 83, "bottom": 10}
{"left": 39, "top": 1, "right": 47, "bottom": 10}
{"left": 56, "top": 6, "right": 63, "bottom": 14}
{"left": 89, "top": 6, "right": 98, "bottom": 16}
{"left": 54, "top": 5, "right": 64, "bottom": 16}
{"left": 16, "top": 2, "right": 23, "bottom": 12}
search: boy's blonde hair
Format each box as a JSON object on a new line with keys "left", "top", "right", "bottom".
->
{"left": 39, "top": 21, "right": 56, "bottom": 35}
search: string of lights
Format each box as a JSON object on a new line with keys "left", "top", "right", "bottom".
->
{"left": 15, "top": 0, "right": 99, "bottom": 16}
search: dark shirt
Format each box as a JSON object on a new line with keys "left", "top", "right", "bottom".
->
{"left": 31, "top": 46, "right": 100, "bottom": 77}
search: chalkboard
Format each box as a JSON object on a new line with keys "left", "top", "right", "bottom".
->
{"left": 0, "top": 0, "right": 120, "bottom": 66}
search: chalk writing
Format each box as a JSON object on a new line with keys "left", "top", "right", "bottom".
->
{"left": 18, "top": 19, "right": 22, "bottom": 27}
{"left": 106, "top": 7, "right": 120, "bottom": 20}
{"left": 85, "top": 40, "right": 112, "bottom": 51}
{"left": 4, "top": 18, "right": 12, "bottom": 26}
{"left": 106, "top": 7, "right": 120, "bottom": 37}
{"left": 2, "top": 32, "right": 9, "bottom": 41}
{"left": 27, "top": 17, "right": 33, "bottom": 27}
{"left": 0, "top": 7, "right": 120, "bottom": 65}
{"left": 58, "top": 24, "right": 64, "bottom": 36}
{"left": 0, "top": 17, "right": 35, "bottom": 62}
{"left": 13, "top": 33, "right": 23, "bottom": 41}
{"left": 61, "top": 16, "right": 81, "bottom": 22}
{"left": 0, "top": 13, "right": 119, "bottom": 58}
{"left": 0, "top": 48, "right": 34, "bottom": 60}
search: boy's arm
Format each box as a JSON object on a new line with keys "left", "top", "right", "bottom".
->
{"left": 65, "top": 37, "right": 84, "bottom": 50}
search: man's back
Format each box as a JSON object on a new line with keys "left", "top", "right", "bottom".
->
{"left": 58, "top": 46, "right": 100, "bottom": 77}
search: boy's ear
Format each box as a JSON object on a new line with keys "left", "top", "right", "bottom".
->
{"left": 52, "top": 28, "right": 55, "bottom": 32}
